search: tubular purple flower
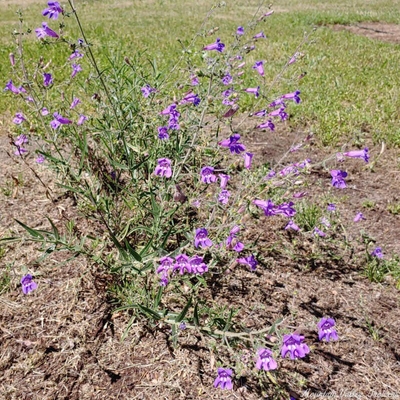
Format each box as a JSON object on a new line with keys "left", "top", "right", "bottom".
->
{"left": 330, "top": 170, "right": 347, "bottom": 189}
{"left": 154, "top": 158, "right": 172, "bottom": 178}
{"left": 71, "top": 63, "right": 82, "bottom": 78}
{"left": 222, "top": 73, "right": 233, "bottom": 85}
{"left": 68, "top": 50, "right": 84, "bottom": 60}
{"left": 253, "top": 199, "right": 276, "bottom": 216}
{"left": 236, "top": 254, "right": 258, "bottom": 271}
{"left": 253, "top": 31, "right": 266, "bottom": 39}
{"left": 13, "top": 113, "right": 26, "bottom": 125}
{"left": 141, "top": 84, "right": 157, "bottom": 98}
{"left": 160, "top": 103, "right": 177, "bottom": 115}
{"left": 41, "top": 107, "right": 49, "bottom": 116}
{"left": 258, "top": 10, "right": 274, "bottom": 20}
{"left": 218, "top": 190, "right": 230, "bottom": 205}
{"left": 236, "top": 26, "right": 244, "bottom": 35}
{"left": 35, "top": 22, "right": 59, "bottom": 39}
{"left": 190, "top": 74, "right": 199, "bottom": 85}
{"left": 256, "top": 348, "right": 277, "bottom": 370}
{"left": 179, "top": 91, "right": 201, "bottom": 106}
{"left": 269, "top": 98, "right": 286, "bottom": 108}
{"left": 203, "top": 38, "right": 225, "bottom": 52}
{"left": 194, "top": 228, "right": 213, "bottom": 249}
{"left": 4, "top": 80, "right": 21, "bottom": 94}
{"left": 36, "top": 154, "right": 46, "bottom": 164}
{"left": 314, "top": 227, "right": 326, "bottom": 237}
{"left": 219, "top": 174, "right": 230, "bottom": 189}
{"left": 50, "top": 112, "right": 72, "bottom": 129}
{"left": 189, "top": 255, "right": 208, "bottom": 275}
{"left": 244, "top": 152, "right": 254, "bottom": 169}
{"left": 200, "top": 166, "right": 217, "bottom": 184}
{"left": 245, "top": 86, "right": 260, "bottom": 98}
{"left": 327, "top": 203, "right": 336, "bottom": 211}
{"left": 268, "top": 107, "right": 288, "bottom": 121}
{"left": 317, "top": 318, "right": 339, "bottom": 342}
{"left": 218, "top": 134, "right": 246, "bottom": 154}
{"left": 256, "top": 119, "right": 275, "bottom": 131}
{"left": 13, "top": 134, "right": 28, "bottom": 156}
{"left": 157, "top": 126, "right": 169, "bottom": 140}
{"left": 276, "top": 202, "right": 296, "bottom": 217}
{"left": 281, "top": 333, "right": 310, "bottom": 359}
{"left": 174, "top": 254, "right": 191, "bottom": 274}
{"left": 77, "top": 114, "right": 88, "bottom": 125}
{"left": 252, "top": 60, "right": 265, "bottom": 76}
{"left": 42, "top": 1, "right": 63, "bottom": 20}
{"left": 43, "top": 72, "right": 53, "bottom": 87}
{"left": 226, "top": 226, "right": 244, "bottom": 252}
{"left": 21, "top": 274, "right": 38, "bottom": 294}
{"left": 371, "top": 247, "right": 383, "bottom": 259}
{"left": 213, "top": 368, "right": 233, "bottom": 390}
{"left": 353, "top": 212, "right": 365, "bottom": 222}
{"left": 343, "top": 148, "right": 369, "bottom": 163}
{"left": 157, "top": 256, "right": 174, "bottom": 286}
{"left": 285, "top": 220, "right": 300, "bottom": 231}
{"left": 281, "top": 90, "right": 301, "bottom": 103}
{"left": 70, "top": 97, "right": 81, "bottom": 109}
{"left": 253, "top": 109, "right": 266, "bottom": 117}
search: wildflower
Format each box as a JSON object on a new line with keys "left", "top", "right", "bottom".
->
{"left": 253, "top": 32, "right": 266, "bottom": 39}
{"left": 320, "top": 217, "right": 331, "bottom": 228}
{"left": 226, "top": 226, "right": 244, "bottom": 252}
{"left": 314, "top": 227, "right": 326, "bottom": 237}
{"left": 222, "top": 72, "right": 233, "bottom": 85}
{"left": 253, "top": 199, "right": 277, "bottom": 216}
{"left": 43, "top": 73, "right": 53, "bottom": 87}
{"left": 42, "top": 1, "right": 63, "bottom": 19}
{"left": 265, "top": 170, "right": 276, "bottom": 180}
{"left": 268, "top": 107, "right": 288, "bottom": 121}
{"left": 317, "top": 318, "right": 339, "bottom": 342}
{"left": 13, "top": 113, "right": 26, "bottom": 125}
{"left": 157, "top": 256, "right": 174, "bottom": 286}
{"left": 343, "top": 147, "right": 369, "bottom": 163}
{"left": 35, "top": 22, "right": 59, "bottom": 39}
{"left": 71, "top": 63, "right": 82, "bottom": 78}
{"left": 179, "top": 91, "right": 201, "bottom": 106}
{"left": 174, "top": 254, "right": 191, "bottom": 274}
{"left": 285, "top": 220, "right": 300, "bottom": 231}
{"left": 330, "top": 170, "right": 347, "bottom": 189}
{"left": 244, "top": 152, "right": 254, "bottom": 169}
{"left": 269, "top": 98, "right": 286, "bottom": 107}
{"left": 77, "top": 114, "right": 88, "bottom": 125}
{"left": 276, "top": 202, "right": 296, "bottom": 217}
{"left": 157, "top": 126, "right": 169, "bottom": 140}
{"left": 9, "top": 53, "right": 15, "bottom": 67}
{"left": 179, "top": 322, "right": 187, "bottom": 330}
{"left": 327, "top": 203, "right": 336, "bottom": 211}
{"left": 253, "top": 109, "right": 266, "bottom": 117}
{"left": 194, "top": 228, "right": 213, "bottom": 249}
{"left": 50, "top": 112, "right": 72, "bottom": 129}
{"left": 213, "top": 368, "right": 233, "bottom": 390}
{"left": 189, "top": 255, "right": 208, "bottom": 275}
{"left": 252, "top": 60, "right": 265, "bottom": 76}
{"left": 13, "top": 134, "right": 28, "bottom": 156}
{"left": 141, "top": 84, "right": 157, "bottom": 98}
{"left": 218, "top": 189, "right": 230, "bottom": 205}
{"left": 70, "top": 97, "right": 81, "bottom": 109}
{"left": 203, "top": 38, "right": 225, "bottom": 52}
{"left": 200, "top": 166, "right": 217, "bottom": 184}
{"left": 4, "top": 80, "right": 21, "bottom": 94}
{"left": 36, "top": 154, "right": 46, "bottom": 164}
{"left": 245, "top": 86, "right": 260, "bottom": 98}
{"left": 168, "top": 110, "right": 180, "bottom": 130}
{"left": 219, "top": 174, "right": 230, "bottom": 189}
{"left": 256, "top": 348, "right": 277, "bottom": 370}
{"left": 237, "top": 61, "right": 245, "bottom": 69}
{"left": 258, "top": 10, "right": 274, "bottom": 20}
{"left": 256, "top": 119, "right": 275, "bottom": 131}
{"left": 219, "top": 134, "right": 246, "bottom": 154}
{"left": 237, "top": 254, "right": 258, "bottom": 271}
{"left": 190, "top": 74, "right": 199, "bottom": 85}
{"left": 371, "top": 247, "right": 384, "bottom": 259}
{"left": 354, "top": 212, "right": 365, "bottom": 222}
{"left": 21, "top": 274, "right": 38, "bottom": 295}
{"left": 281, "top": 90, "right": 301, "bottom": 104}
{"left": 41, "top": 107, "right": 49, "bottom": 116}
{"left": 236, "top": 26, "right": 244, "bottom": 35}
{"left": 68, "top": 50, "right": 84, "bottom": 60}
{"left": 281, "top": 333, "right": 310, "bottom": 359}
{"left": 293, "top": 191, "right": 307, "bottom": 198}
{"left": 160, "top": 103, "right": 177, "bottom": 115}
{"left": 154, "top": 158, "right": 172, "bottom": 178}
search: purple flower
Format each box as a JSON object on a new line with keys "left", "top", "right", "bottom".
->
{"left": 9, "top": 53, "right": 15, "bottom": 67}
{"left": 203, "top": 38, "right": 225, "bottom": 52}
{"left": 4, "top": 80, "right": 21, "bottom": 94}
{"left": 253, "top": 199, "right": 276, "bottom": 216}
{"left": 330, "top": 170, "right": 347, "bottom": 189}
{"left": 70, "top": 97, "right": 81, "bottom": 109}
{"left": 36, "top": 154, "right": 46, "bottom": 164}
{"left": 68, "top": 50, "right": 84, "bottom": 61}
{"left": 218, "top": 134, "right": 246, "bottom": 154}
{"left": 281, "top": 90, "right": 301, "bottom": 103}
{"left": 179, "top": 91, "right": 201, "bottom": 106}
{"left": 157, "top": 256, "right": 174, "bottom": 286}
{"left": 71, "top": 63, "right": 82, "bottom": 78}
{"left": 190, "top": 74, "right": 199, "bottom": 85}
{"left": 222, "top": 73, "right": 233, "bottom": 85}
{"left": 253, "top": 31, "right": 266, "bottom": 39}
{"left": 200, "top": 166, "right": 217, "bottom": 184}
{"left": 256, "top": 119, "right": 275, "bottom": 131}
{"left": 194, "top": 228, "right": 213, "bottom": 249}
{"left": 141, "top": 84, "right": 157, "bottom": 98}
{"left": 189, "top": 255, "right": 208, "bottom": 275}
{"left": 317, "top": 318, "right": 339, "bottom": 342}
{"left": 343, "top": 148, "right": 369, "bottom": 163}
{"left": 256, "top": 348, "right": 277, "bottom": 370}
{"left": 13, "top": 112, "right": 26, "bottom": 125}
{"left": 218, "top": 189, "right": 230, "bottom": 205}
{"left": 77, "top": 114, "right": 88, "bottom": 125}
{"left": 21, "top": 274, "right": 38, "bottom": 294}
{"left": 244, "top": 152, "right": 254, "bottom": 169}
{"left": 276, "top": 202, "right": 296, "bottom": 217}
{"left": 371, "top": 247, "right": 384, "bottom": 259}
{"left": 219, "top": 174, "right": 230, "bottom": 189}
{"left": 43, "top": 73, "right": 53, "bottom": 87}
{"left": 252, "top": 60, "right": 265, "bottom": 76}
{"left": 213, "top": 368, "right": 233, "bottom": 390}
{"left": 327, "top": 203, "right": 336, "bottom": 211}
{"left": 42, "top": 1, "right": 63, "bottom": 19}
{"left": 157, "top": 126, "right": 169, "bottom": 140}
{"left": 314, "top": 227, "right": 326, "bottom": 237}
{"left": 268, "top": 107, "right": 288, "bottom": 121}
{"left": 237, "top": 61, "right": 245, "bottom": 69}
{"left": 281, "top": 333, "right": 310, "bottom": 359}
{"left": 265, "top": 170, "right": 276, "bottom": 180}
{"left": 174, "top": 254, "right": 191, "bottom": 274}
{"left": 245, "top": 86, "right": 260, "bottom": 98}
{"left": 226, "top": 226, "right": 244, "bottom": 252}
{"left": 253, "top": 109, "right": 266, "bottom": 117}
{"left": 320, "top": 217, "right": 331, "bottom": 228}
{"left": 35, "top": 22, "right": 59, "bottom": 39}
{"left": 13, "top": 134, "right": 29, "bottom": 156}
{"left": 160, "top": 103, "right": 177, "bottom": 115}
{"left": 236, "top": 26, "right": 244, "bottom": 35}
{"left": 285, "top": 220, "right": 300, "bottom": 231}
{"left": 258, "top": 10, "right": 274, "bottom": 20}
{"left": 154, "top": 158, "right": 172, "bottom": 178}
{"left": 236, "top": 254, "right": 258, "bottom": 271}
{"left": 353, "top": 212, "right": 365, "bottom": 222}
{"left": 41, "top": 107, "right": 49, "bottom": 116}
{"left": 50, "top": 112, "right": 72, "bottom": 129}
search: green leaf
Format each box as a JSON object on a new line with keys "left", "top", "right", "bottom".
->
{"left": 124, "top": 239, "right": 142, "bottom": 262}
{"left": 175, "top": 297, "right": 192, "bottom": 323}
{"left": 46, "top": 217, "right": 60, "bottom": 241}
{"left": 136, "top": 304, "right": 161, "bottom": 320}
{"left": 15, "top": 220, "right": 44, "bottom": 239}
{"left": 193, "top": 302, "right": 199, "bottom": 326}
{"left": 154, "top": 286, "right": 163, "bottom": 308}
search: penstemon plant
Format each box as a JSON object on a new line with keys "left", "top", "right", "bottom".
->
{"left": 4, "top": 0, "right": 386, "bottom": 397}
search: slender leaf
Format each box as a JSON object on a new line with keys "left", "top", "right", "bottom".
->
{"left": 175, "top": 297, "right": 192, "bottom": 323}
